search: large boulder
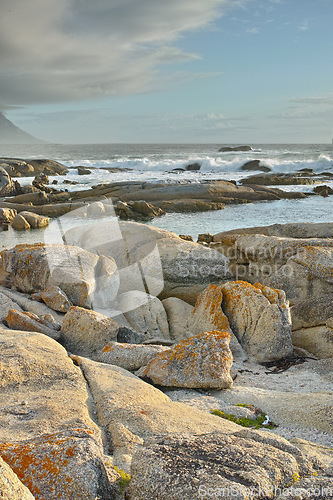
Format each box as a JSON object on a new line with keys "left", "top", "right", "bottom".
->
{"left": 16, "top": 211, "right": 49, "bottom": 229}
{"left": 213, "top": 221, "right": 333, "bottom": 240}
{"left": 64, "top": 219, "right": 231, "bottom": 303}
{"left": 116, "top": 291, "right": 171, "bottom": 340}
{"left": 91, "top": 342, "right": 169, "bottom": 371}
{"left": 162, "top": 297, "right": 194, "bottom": 341}
{"left": 0, "top": 207, "right": 17, "bottom": 227}
{"left": 0, "top": 158, "right": 69, "bottom": 177}
{"left": 1, "top": 243, "right": 119, "bottom": 310}
{"left": 138, "top": 331, "right": 234, "bottom": 389}
{"left": 61, "top": 306, "right": 119, "bottom": 356}
{"left": 0, "top": 329, "right": 114, "bottom": 499}
{"left": 220, "top": 281, "right": 293, "bottom": 362}
{"left": 0, "top": 166, "right": 20, "bottom": 197}
{"left": 269, "top": 245, "right": 333, "bottom": 304}
{"left": 292, "top": 325, "right": 333, "bottom": 358}
{"left": 186, "top": 284, "right": 245, "bottom": 359}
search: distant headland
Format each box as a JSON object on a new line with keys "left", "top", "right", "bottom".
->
{"left": 0, "top": 112, "right": 45, "bottom": 144}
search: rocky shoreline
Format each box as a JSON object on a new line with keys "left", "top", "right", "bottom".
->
{"left": 0, "top": 158, "right": 332, "bottom": 499}
{"left": 1, "top": 157, "right": 332, "bottom": 231}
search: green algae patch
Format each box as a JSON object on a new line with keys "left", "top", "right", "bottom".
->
{"left": 113, "top": 466, "right": 131, "bottom": 493}
{"left": 210, "top": 405, "right": 277, "bottom": 429}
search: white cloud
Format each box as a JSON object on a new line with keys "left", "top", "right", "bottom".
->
{"left": 246, "top": 27, "right": 259, "bottom": 34}
{"left": 298, "top": 19, "right": 309, "bottom": 31}
{"left": 0, "top": 0, "right": 240, "bottom": 107}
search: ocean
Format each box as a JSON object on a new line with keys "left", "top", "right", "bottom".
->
{"left": 1, "top": 143, "right": 332, "bottom": 243}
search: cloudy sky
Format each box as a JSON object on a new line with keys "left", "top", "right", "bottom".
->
{"left": 2, "top": 0, "right": 333, "bottom": 143}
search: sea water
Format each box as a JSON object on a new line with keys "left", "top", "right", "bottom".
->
{"left": 0, "top": 143, "right": 332, "bottom": 242}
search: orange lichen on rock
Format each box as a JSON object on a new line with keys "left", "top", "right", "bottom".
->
{"left": 139, "top": 330, "right": 233, "bottom": 389}
{"left": 0, "top": 429, "right": 110, "bottom": 500}
{"left": 5, "top": 309, "right": 59, "bottom": 339}
{"left": 253, "top": 282, "right": 288, "bottom": 307}
{"left": 190, "top": 284, "right": 230, "bottom": 332}
{"left": 220, "top": 280, "right": 293, "bottom": 362}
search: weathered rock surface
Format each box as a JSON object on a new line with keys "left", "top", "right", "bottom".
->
{"left": 212, "top": 233, "right": 333, "bottom": 310}
{"left": 75, "top": 356, "right": 239, "bottom": 472}
{"left": 138, "top": 331, "right": 234, "bottom": 389}
{"left": 0, "top": 207, "right": 17, "bottom": 227}
{"left": 0, "top": 455, "right": 35, "bottom": 499}
{"left": 290, "top": 296, "right": 333, "bottom": 331}
{"left": 162, "top": 297, "right": 194, "bottom": 341}
{"left": 0, "top": 292, "right": 23, "bottom": 322}
{"left": 11, "top": 213, "right": 31, "bottom": 230}
{"left": 0, "top": 329, "right": 114, "bottom": 499}
{"left": 5, "top": 190, "right": 49, "bottom": 206}
{"left": 292, "top": 325, "right": 333, "bottom": 358}
{"left": 186, "top": 284, "right": 246, "bottom": 359}
{"left": 1, "top": 243, "right": 119, "bottom": 309}
{"left": 241, "top": 172, "right": 327, "bottom": 186}
{"left": 0, "top": 286, "right": 64, "bottom": 324}
{"left": 91, "top": 342, "right": 170, "bottom": 371}
{"left": 269, "top": 245, "right": 333, "bottom": 304}
{"left": 64, "top": 219, "right": 230, "bottom": 303}
{"left": 117, "top": 291, "right": 171, "bottom": 340}
{"left": 18, "top": 211, "right": 49, "bottom": 229}
{"left": 0, "top": 158, "right": 68, "bottom": 177}
{"left": 41, "top": 285, "right": 72, "bottom": 313}
{"left": 5, "top": 309, "right": 61, "bottom": 340}
{"left": 61, "top": 306, "right": 119, "bottom": 356}
{"left": 0, "top": 166, "right": 21, "bottom": 197}
{"left": 221, "top": 281, "right": 293, "bottom": 362}
{"left": 213, "top": 222, "right": 333, "bottom": 240}
{"left": 129, "top": 431, "right": 314, "bottom": 500}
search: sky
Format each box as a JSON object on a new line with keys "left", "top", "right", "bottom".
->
{"left": 1, "top": 0, "right": 333, "bottom": 144}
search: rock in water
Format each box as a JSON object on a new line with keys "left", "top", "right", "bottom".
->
{"left": 0, "top": 166, "right": 20, "bottom": 197}
{"left": 221, "top": 280, "right": 293, "bottom": 362}
{"left": 11, "top": 214, "right": 31, "bottom": 231}
{"left": 138, "top": 330, "right": 233, "bottom": 389}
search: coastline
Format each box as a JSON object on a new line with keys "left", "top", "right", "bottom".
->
{"left": 0, "top": 153, "right": 332, "bottom": 498}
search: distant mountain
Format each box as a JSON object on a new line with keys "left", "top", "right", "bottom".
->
{"left": 0, "top": 112, "right": 45, "bottom": 144}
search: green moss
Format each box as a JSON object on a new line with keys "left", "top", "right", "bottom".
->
{"left": 113, "top": 466, "right": 131, "bottom": 493}
{"left": 210, "top": 407, "right": 277, "bottom": 429}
